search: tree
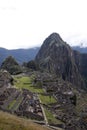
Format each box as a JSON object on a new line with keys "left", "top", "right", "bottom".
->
{"left": 27, "top": 60, "right": 39, "bottom": 70}
{"left": 1, "top": 56, "right": 22, "bottom": 74}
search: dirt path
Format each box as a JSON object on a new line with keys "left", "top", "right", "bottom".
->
{"left": 38, "top": 94, "right": 48, "bottom": 125}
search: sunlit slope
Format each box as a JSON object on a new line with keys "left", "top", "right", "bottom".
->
{"left": 0, "top": 111, "right": 51, "bottom": 130}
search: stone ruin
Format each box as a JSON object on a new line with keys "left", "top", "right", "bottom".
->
{"left": 15, "top": 89, "right": 44, "bottom": 121}
{"left": 0, "top": 71, "right": 44, "bottom": 121}
{"left": 33, "top": 71, "right": 86, "bottom": 129}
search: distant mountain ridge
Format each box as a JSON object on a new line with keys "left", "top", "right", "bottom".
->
{"left": 0, "top": 44, "right": 87, "bottom": 66}
{"left": 72, "top": 46, "right": 87, "bottom": 53}
{"left": 0, "top": 47, "right": 40, "bottom": 65}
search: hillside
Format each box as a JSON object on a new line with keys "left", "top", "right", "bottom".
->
{"left": 1, "top": 56, "right": 22, "bottom": 74}
{"left": 0, "top": 33, "right": 87, "bottom": 130}
{"left": 73, "top": 50, "right": 87, "bottom": 87}
{"left": 0, "top": 111, "right": 51, "bottom": 130}
{"left": 34, "top": 33, "right": 87, "bottom": 129}
{"left": 35, "top": 33, "right": 85, "bottom": 89}
{"left": 0, "top": 47, "right": 39, "bottom": 65}
{"left": 0, "top": 69, "right": 87, "bottom": 130}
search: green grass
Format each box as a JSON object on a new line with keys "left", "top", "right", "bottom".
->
{"left": 13, "top": 97, "right": 24, "bottom": 111}
{"left": 44, "top": 108, "right": 63, "bottom": 125}
{"left": 8, "top": 100, "right": 16, "bottom": 110}
{"left": 39, "top": 95, "right": 57, "bottom": 105}
{"left": 13, "top": 76, "right": 44, "bottom": 93}
{"left": 14, "top": 76, "right": 32, "bottom": 89}
{"left": 14, "top": 76, "right": 57, "bottom": 105}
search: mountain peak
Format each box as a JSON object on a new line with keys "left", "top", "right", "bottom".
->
{"left": 35, "top": 33, "right": 85, "bottom": 88}
{"left": 48, "top": 32, "right": 62, "bottom": 40}
{"left": 44, "top": 32, "right": 66, "bottom": 47}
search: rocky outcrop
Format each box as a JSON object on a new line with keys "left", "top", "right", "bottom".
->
{"left": 35, "top": 33, "right": 85, "bottom": 88}
{"left": 0, "top": 70, "right": 13, "bottom": 84}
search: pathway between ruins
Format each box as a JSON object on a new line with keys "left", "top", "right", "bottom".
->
{"left": 38, "top": 94, "right": 48, "bottom": 125}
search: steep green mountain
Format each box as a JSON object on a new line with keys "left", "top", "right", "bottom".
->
{"left": 35, "top": 33, "right": 85, "bottom": 88}
{"left": 1, "top": 56, "right": 22, "bottom": 74}
{"left": 0, "top": 47, "right": 39, "bottom": 65}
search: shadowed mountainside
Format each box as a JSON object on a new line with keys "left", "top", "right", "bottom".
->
{"left": 35, "top": 33, "right": 86, "bottom": 89}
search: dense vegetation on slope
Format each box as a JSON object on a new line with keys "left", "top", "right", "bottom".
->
{"left": 1, "top": 56, "right": 22, "bottom": 74}
{"left": 26, "top": 60, "right": 39, "bottom": 70}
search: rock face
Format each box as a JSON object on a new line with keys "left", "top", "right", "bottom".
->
{"left": 74, "top": 51, "right": 87, "bottom": 77}
{"left": 0, "top": 70, "right": 13, "bottom": 83}
{"left": 35, "top": 33, "right": 85, "bottom": 88}
{"left": 73, "top": 50, "right": 87, "bottom": 87}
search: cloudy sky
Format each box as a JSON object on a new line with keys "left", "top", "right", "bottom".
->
{"left": 0, "top": 0, "right": 87, "bottom": 49}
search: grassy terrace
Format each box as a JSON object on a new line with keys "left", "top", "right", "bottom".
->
{"left": 13, "top": 76, "right": 57, "bottom": 104}
{"left": 44, "top": 108, "right": 63, "bottom": 125}
{"left": 8, "top": 100, "right": 16, "bottom": 110}
{"left": 13, "top": 75, "right": 62, "bottom": 126}
{"left": 39, "top": 95, "right": 57, "bottom": 105}
{"left": 14, "top": 76, "right": 44, "bottom": 93}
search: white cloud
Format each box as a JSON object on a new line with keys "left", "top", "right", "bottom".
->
{"left": 0, "top": 0, "right": 87, "bottom": 49}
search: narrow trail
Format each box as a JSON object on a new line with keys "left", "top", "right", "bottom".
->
{"left": 38, "top": 94, "right": 48, "bottom": 125}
